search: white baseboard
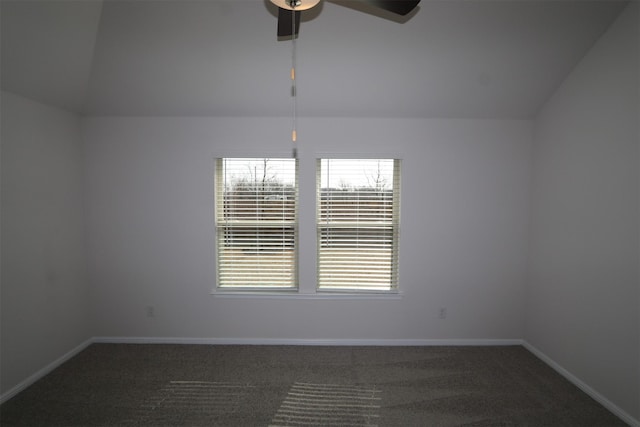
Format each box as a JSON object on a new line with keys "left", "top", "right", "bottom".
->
{"left": 522, "top": 341, "right": 639, "bottom": 427}
{"left": 0, "top": 338, "right": 94, "bottom": 405}
{"left": 93, "top": 336, "right": 524, "bottom": 346}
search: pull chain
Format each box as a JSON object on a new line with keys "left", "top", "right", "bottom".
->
{"left": 291, "top": 7, "right": 298, "bottom": 158}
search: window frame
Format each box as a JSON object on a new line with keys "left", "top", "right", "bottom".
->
{"left": 214, "top": 157, "right": 299, "bottom": 293}
{"left": 316, "top": 158, "right": 401, "bottom": 294}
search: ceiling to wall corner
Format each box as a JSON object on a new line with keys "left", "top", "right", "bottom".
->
{"left": 0, "top": 0, "right": 630, "bottom": 119}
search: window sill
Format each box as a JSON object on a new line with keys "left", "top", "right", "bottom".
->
{"left": 210, "top": 291, "right": 403, "bottom": 300}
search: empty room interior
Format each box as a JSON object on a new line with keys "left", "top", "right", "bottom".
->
{"left": 1, "top": 0, "right": 638, "bottom": 425}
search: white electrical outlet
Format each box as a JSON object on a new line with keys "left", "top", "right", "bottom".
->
{"left": 438, "top": 307, "right": 447, "bottom": 319}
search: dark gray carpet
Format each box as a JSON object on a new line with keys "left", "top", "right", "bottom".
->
{"left": 0, "top": 344, "right": 628, "bottom": 426}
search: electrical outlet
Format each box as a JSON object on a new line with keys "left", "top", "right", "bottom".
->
{"left": 145, "top": 305, "right": 155, "bottom": 318}
{"left": 438, "top": 307, "right": 447, "bottom": 319}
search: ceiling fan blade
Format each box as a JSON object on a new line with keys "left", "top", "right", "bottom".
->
{"left": 360, "top": 0, "right": 420, "bottom": 16}
{"left": 277, "top": 8, "right": 301, "bottom": 37}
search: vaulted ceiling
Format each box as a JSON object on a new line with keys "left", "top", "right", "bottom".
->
{"left": 0, "top": 0, "right": 628, "bottom": 118}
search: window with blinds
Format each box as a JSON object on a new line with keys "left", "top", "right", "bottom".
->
{"left": 317, "top": 159, "right": 400, "bottom": 292}
{"left": 215, "top": 158, "right": 298, "bottom": 290}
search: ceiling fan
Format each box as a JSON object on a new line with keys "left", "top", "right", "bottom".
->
{"left": 270, "top": 0, "right": 421, "bottom": 37}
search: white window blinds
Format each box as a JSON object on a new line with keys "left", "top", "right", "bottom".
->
{"left": 215, "top": 158, "right": 298, "bottom": 290}
{"left": 317, "top": 159, "right": 400, "bottom": 292}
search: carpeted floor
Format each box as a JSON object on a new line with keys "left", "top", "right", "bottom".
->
{"left": 0, "top": 344, "right": 629, "bottom": 426}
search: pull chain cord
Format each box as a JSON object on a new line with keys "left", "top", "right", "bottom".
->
{"left": 291, "top": 7, "right": 298, "bottom": 158}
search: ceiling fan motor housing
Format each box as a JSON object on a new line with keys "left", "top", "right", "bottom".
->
{"left": 271, "top": 0, "right": 321, "bottom": 11}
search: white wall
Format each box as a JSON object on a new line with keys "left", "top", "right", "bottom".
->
{"left": 1, "top": 92, "right": 91, "bottom": 396}
{"left": 2, "top": 5, "right": 636, "bottom": 421}
{"left": 526, "top": 2, "right": 639, "bottom": 421}
{"left": 83, "top": 117, "right": 532, "bottom": 342}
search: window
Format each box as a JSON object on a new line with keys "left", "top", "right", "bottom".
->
{"left": 317, "top": 159, "right": 400, "bottom": 292}
{"left": 215, "top": 158, "right": 298, "bottom": 290}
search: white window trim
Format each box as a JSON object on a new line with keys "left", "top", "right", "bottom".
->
{"left": 316, "top": 158, "right": 401, "bottom": 293}
{"left": 213, "top": 157, "right": 299, "bottom": 292}
{"left": 211, "top": 153, "right": 403, "bottom": 299}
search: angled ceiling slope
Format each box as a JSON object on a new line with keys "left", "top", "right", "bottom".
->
{"left": 1, "top": 0, "right": 103, "bottom": 113}
{"left": 0, "top": 0, "right": 629, "bottom": 118}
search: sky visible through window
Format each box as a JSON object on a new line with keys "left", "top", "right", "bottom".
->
{"left": 223, "top": 158, "right": 394, "bottom": 190}
{"left": 320, "top": 159, "right": 394, "bottom": 190}
{"left": 223, "top": 158, "right": 295, "bottom": 188}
